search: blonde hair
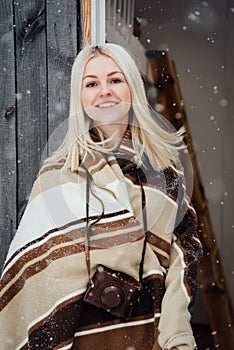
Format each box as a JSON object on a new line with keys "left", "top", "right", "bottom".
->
{"left": 45, "top": 43, "right": 185, "bottom": 171}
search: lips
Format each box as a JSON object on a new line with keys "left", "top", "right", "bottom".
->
{"left": 95, "top": 102, "right": 119, "bottom": 108}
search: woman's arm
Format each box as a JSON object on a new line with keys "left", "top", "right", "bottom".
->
{"left": 157, "top": 173, "right": 203, "bottom": 350}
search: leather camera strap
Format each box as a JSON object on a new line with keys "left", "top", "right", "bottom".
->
{"left": 85, "top": 167, "right": 148, "bottom": 284}
{"left": 136, "top": 167, "right": 148, "bottom": 284}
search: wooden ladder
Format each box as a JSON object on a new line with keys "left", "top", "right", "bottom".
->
{"left": 146, "top": 50, "right": 234, "bottom": 349}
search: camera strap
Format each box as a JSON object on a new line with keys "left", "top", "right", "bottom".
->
{"left": 84, "top": 167, "right": 148, "bottom": 284}
{"left": 136, "top": 167, "right": 148, "bottom": 284}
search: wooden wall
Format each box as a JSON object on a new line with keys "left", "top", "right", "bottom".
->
{"left": 0, "top": 0, "right": 81, "bottom": 270}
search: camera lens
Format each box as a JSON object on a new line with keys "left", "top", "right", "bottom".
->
{"left": 100, "top": 285, "right": 124, "bottom": 309}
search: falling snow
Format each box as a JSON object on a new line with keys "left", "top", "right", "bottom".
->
{"left": 220, "top": 99, "right": 228, "bottom": 107}
{"left": 0, "top": 3, "right": 233, "bottom": 349}
{"left": 16, "top": 92, "right": 23, "bottom": 100}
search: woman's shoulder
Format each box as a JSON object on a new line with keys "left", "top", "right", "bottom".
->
{"left": 38, "top": 157, "right": 67, "bottom": 177}
{"left": 29, "top": 158, "right": 85, "bottom": 203}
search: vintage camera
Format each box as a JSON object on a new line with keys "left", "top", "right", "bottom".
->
{"left": 84, "top": 265, "right": 142, "bottom": 319}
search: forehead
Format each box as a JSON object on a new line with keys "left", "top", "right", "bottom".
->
{"left": 83, "top": 54, "right": 122, "bottom": 75}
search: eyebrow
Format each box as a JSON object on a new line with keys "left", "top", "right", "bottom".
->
{"left": 83, "top": 71, "right": 124, "bottom": 80}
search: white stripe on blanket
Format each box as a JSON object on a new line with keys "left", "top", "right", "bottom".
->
{"left": 75, "top": 316, "right": 155, "bottom": 337}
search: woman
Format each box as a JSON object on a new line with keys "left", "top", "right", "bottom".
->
{"left": 0, "top": 44, "right": 202, "bottom": 350}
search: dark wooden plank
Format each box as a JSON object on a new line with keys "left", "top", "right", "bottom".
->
{"left": 46, "top": 0, "right": 79, "bottom": 157}
{"left": 14, "top": 0, "right": 48, "bottom": 218}
{"left": 0, "top": 0, "right": 17, "bottom": 270}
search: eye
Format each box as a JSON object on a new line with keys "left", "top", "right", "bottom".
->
{"left": 111, "top": 78, "right": 122, "bottom": 84}
{"left": 85, "top": 81, "right": 97, "bottom": 88}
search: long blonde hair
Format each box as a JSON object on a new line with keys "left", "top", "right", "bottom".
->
{"left": 45, "top": 43, "right": 185, "bottom": 171}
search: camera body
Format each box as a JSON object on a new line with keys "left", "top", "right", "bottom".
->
{"left": 84, "top": 265, "right": 142, "bottom": 319}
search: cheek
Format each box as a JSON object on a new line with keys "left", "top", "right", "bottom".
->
{"left": 122, "top": 87, "right": 131, "bottom": 103}
{"left": 81, "top": 93, "right": 96, "bottom": 120}
{"left": 81, "top": 90, "right": 93, "bottom": 108}
{"left": 128, "top": 90, "right": 131, "bottom": 103}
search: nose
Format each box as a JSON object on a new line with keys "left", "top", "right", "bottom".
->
{"left": 98, "top": 83, "right": 112, "bottom": 97}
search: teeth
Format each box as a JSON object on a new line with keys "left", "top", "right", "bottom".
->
{"left": 97, "top": 102, "right": 118, "bottom": 108}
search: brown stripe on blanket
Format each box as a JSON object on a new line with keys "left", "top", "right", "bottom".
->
{"left": 37, "top": 157, "right": 66, "bottom": 175}
{"left": 32, "top": 167, "right": 87, "bottom": 201}
{"left": 118, "top": 158, "right": 181, "bottom": 202}
{"left": 124, "top": 171, "right": 179, "bottom": 204}
{"left": 1, "top": 213, "right": 139, "bottom": 288}
{"left": 107, "top": 156, "right": 119, "bottom": 166}
{"left": 27, "top": 298, "right": 83, "bottom": 350}
{"left": 0, "top": 230, "right": 84, "bottom": 289}
{"left": 152, "top": 251, "right": 169, "bottom": 269}
{"left": 82, "top": 152, "right": 107, "bottom": 174}
{"left": 3, "top": 209, "right": 130, "bottom": 271}
{"left": 73, "top": 317, "right": 155, "bottom": 350}
{"left": 89, "top": 159, "right": 108, "bottom": 176}
{"left": 38, "top": 162, "right": 65, "bottom": 177}
{"left": 76, "top": 313, "right": 154, "bottom": 333}
{"left": 29, "top": 291, "right": 154, "bottom": 343}
{"left": 87, "top": 214, "right": 140, "bottom": 234}
{"left": 0, "top": 223, "right": 144, "bottom": 310}
{"left": 147, "top": 231, "right": 171, "bottom": 255}
{"left": 2, "top": 221, "right": 84, "bottom": 272}
{"left": 1, "top": 224, "right": 144, "bottom": 298}
{"left": 82, "top": 217, "right": 143, "bottom": 248}
{"left": 28, "top": 294, "right": 83, "bottom": 338}
{"left": 26, "top": 282, "right": 158, "bottom": 350}
{"left": 0, "top": 244, "right": 85, "bottom": 312}
{"left": 88, "top": 227, "right": 144, "bottom": 249}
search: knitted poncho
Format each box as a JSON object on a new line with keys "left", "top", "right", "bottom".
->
{"left": 0, "top": 131, "right": 202, "bottom": 350}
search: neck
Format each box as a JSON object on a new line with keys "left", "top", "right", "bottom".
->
{"left": 94, "top": 122, "right": 128, "bottom": 140}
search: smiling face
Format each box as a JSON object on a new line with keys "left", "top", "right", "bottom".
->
{"left": 81, "top": 54, "right": 131, "bottom": 137}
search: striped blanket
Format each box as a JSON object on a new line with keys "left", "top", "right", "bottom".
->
{"left": 0, "top": 131, "right": 202, "bottom": 350}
